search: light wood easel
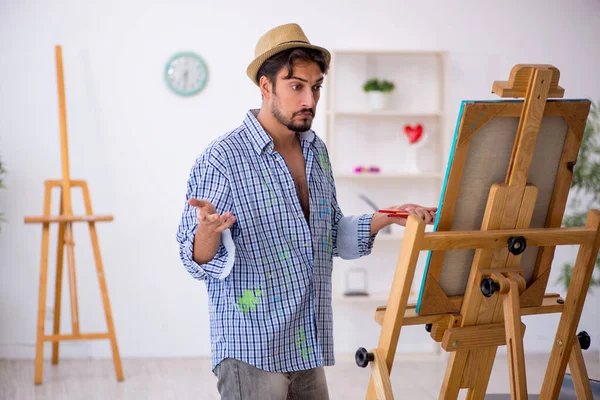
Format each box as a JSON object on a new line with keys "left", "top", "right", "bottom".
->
{"left": 356, "top": 65, "right": 599, "bottom": 399}
{"left": 24, "top": 45, "right": 124, "bottom": 385}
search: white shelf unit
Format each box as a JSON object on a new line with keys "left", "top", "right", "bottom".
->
{"left": 325, "top": 50, "right": 448, "bottom": 310}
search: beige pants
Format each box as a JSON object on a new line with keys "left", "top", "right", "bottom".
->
{"left": 214, "top": 358, "right": 330, "bottom": 400}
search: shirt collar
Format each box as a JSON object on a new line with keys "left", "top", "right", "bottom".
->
{"left": 244, "top": 109, "right": 316, "bottom": 155}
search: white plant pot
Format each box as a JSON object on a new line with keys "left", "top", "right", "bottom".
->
{"left": 366, "top": 91, "right": 389, "bottom": 110}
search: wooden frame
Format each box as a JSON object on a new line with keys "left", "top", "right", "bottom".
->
{"left": 357, "top": 65, "right": 599, "bottom": 399}
{"left": 24, "top": 45, "right": 123, "bottom": 385}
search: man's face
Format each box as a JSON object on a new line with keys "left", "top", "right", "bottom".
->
{"left": 269, "top": 61, "right": 324, "bottom": 132}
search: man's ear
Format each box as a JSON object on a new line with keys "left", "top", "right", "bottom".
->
{"left": 259, "top": 76, "right": 273, "bottom": 99}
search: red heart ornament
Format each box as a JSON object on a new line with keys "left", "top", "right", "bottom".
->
{"left": 404, "top": 124, "right": 423, "bottom": 144}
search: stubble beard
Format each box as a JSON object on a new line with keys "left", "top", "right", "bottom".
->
{"left": 271, "top": 97, "right": 314, "bottom": 133}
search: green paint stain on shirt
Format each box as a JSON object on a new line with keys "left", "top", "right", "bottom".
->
{"left": 236, "top": 289, "right": 262, "bottom": 313}
{"left": 320, "top": 154, "right": 330, "bottom": 174}
{"left": 296, "top": 326, "right": 311, "bottom": 360}
{"left": 300, "top": 348, "right": 309, "bottom": 360}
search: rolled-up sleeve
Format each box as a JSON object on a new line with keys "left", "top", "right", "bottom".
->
{"left": 176, "top": 152, "right": 235, "bottom": 281}
{"left": 331, "top": 201, "right": 377, "bottom": 259}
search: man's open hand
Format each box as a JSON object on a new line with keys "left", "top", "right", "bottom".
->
{"left": 188, "top": 198, "right": 236, "bottom": 233}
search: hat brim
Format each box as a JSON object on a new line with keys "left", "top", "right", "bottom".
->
{"left": 247, "top": 43, "right": 331, "bottom": 86}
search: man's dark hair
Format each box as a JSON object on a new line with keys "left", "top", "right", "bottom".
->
{"left": 256, "top": 48, "right": 329, "bottom": 91}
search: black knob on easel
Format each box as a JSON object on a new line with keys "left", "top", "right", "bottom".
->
{"left": 355, "top": 347, "right": 374, "bottom": 368}
{"left": 508, "top": 236, "right": 527, "bottom": 255}
{"left": 425, "top": 324, "right": 432, "bottom": 332}
{"left": 481, "top": 277, "right": 500, "bottom": 297}
{"left": 578, "top": 331, "right": 591, "bottom": 350}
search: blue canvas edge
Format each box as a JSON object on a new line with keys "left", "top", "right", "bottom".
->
{"left": 415, "top": 100, "right": 466, "bottom": 314}
{"left": 414, "top": 97, "right": 590, "bottom": 314}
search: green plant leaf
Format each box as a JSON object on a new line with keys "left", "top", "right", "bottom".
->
{"left": 362, "top": 78, "right": 380, "bottom": 92}
{"left": 379, "top": 80, "right": 395, "bottom": 93}
{"left": 556, "top": 263, "right": 573, "bottom": 288}
{"left": 362, "top": 78, "right": 395, "bottom": 93}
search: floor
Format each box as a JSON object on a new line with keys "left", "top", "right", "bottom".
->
{"left": 1, "top": 352, "right": 599, "bottom": 400}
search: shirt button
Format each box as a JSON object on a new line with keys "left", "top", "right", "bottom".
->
{"left": 304, "top": 242, "right": 309, "bottom": 247}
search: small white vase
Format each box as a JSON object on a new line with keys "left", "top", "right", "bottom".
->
{"left": 405, "top": 147, "right": 421, "bottom": 174}
{"left": 367, "top": 91, "right": 389, "bottom": 110}
{"left": 404, "top": 131, "right": 429, "bottom": 174}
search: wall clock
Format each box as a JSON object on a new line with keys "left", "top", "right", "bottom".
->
{"left": 164, "top": 52, "right": 208, "bottom": 96}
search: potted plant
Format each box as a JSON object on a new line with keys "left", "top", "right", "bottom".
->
{"left": 557, "top": 100, "right": 600, "bottom": 292}
{"left": 362, "top": 78, "right": 395, "bottom": 110}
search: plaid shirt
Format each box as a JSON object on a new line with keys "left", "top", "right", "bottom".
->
{"left": 176, "top": 109, "right": 377, "bottom": 373}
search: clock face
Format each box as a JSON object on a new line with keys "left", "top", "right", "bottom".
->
{"left": 164, "top": 52, "right": 208, "bottom": 96}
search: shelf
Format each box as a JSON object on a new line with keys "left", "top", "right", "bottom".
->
{"left": 333, "top": 292, "right": 418, "bottom": 304}
{"left": 333, "top": 292, "right": 389, "bottom": 303}
{"left": 334, "top": 172, "right": 444, "bottom": 180}
{"left": 329, "top": 110, "right": 443, "bottom": 118}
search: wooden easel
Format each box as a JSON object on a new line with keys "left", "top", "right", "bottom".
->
{"left": 24, "top": 45, "right": 124, "bottom": 385}
{"left": 356, "top": 65, "right": 600, "bottom": 399}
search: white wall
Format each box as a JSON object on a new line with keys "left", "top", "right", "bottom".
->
{"left": 1, "top": 0, "right": 600, "bottom": 361}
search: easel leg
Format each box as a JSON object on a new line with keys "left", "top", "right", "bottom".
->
{"left": 34, "top": 223, "right": 50, "bottom": 385}
{"left": 89, "top": 224, "right": 124, "bottom": 380}
{"left": 440, "top": 351, "right": 469, "bottom": 399}
{"left": 540, "top": 210, "right": 600, "bottom": 399}
{"left": 465, "top": 347, "right": 497, "bottom": 400}
{"left": 365, "top": 216, "right": 425, "bottom": 400}
{"left": 35, "top": 185, "right": 53, "bottom": 384}
{"left": 64, "top": 222, "right": 81, "bottom": 335}
{"left": 371, "top": 349, "right": 394, "bottom": 400}
{"left": 82, "top": 184, "right": 124, "bottom": 381}
{"left": 51, "top": 192, "right": 65, "bottom": 365}
{"left": 569, "top": 336, "right": 593, "bottom": 400}
{"left": 502, "top": 277, "right": 527, "bottom": 399}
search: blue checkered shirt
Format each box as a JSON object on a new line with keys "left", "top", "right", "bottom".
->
{"left": 176, "top": 109, "right": 377, "bottom": 373}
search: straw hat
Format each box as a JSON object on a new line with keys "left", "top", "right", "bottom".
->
{"left": 246, "top": 23, "right": 331, "bottom": 86}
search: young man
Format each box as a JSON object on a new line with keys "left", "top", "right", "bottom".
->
{"left": 176, "top": 23, "right": 436, "bottom": 399}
